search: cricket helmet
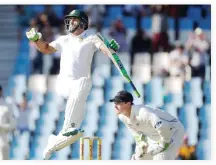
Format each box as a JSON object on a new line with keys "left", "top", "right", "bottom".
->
{"left": 64, "top": 9, "right": 88, "bottom": 32}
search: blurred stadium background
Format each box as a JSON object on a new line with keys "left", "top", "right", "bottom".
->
{"left": 0, "top": 5, "right": 211, "bottom": 160}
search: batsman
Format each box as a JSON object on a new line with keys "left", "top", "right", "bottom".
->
{"left": 26, "top": 9, "right": 120, "bottom": 160}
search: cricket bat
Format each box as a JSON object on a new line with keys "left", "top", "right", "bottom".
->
{"left": 96, "top": 33, "right": 141, "bottom": 98}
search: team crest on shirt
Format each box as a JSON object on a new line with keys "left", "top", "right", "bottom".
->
{"left": 79, "top": 36, "right": 83, "bottom": 41}
{"left": 79, "top": 33, "right": 87, "bottom": 41}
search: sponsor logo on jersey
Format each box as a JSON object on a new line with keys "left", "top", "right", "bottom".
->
{"left": 154, "top": 121, "right": 162, "bottom": 129}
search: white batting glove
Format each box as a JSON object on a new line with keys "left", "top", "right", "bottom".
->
{"left": 147, "top": 140, "right": 170, "bottom": 156}
{"left": 26, "top": 28, "right": 42, "bottom": 42}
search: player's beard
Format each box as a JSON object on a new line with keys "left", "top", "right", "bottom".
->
{"left": 65, "top": 19, "right": 80, "bottom": 33}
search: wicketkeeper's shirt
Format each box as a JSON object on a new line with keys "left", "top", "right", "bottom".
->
{"left": 118, "top": 105, "right": 182, "bottom": 144}
{"left": 49, "top": 30, "right": 102, "bottom": 79}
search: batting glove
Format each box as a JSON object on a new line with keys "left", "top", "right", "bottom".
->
{"left": 147, "top": 140, "right": 170, "bottom": 156}
{"left": 26, "top": 28, "right": 42, "bottom": 42}
{"left": 109, "top": 39, "right": 120, "bottom": 52}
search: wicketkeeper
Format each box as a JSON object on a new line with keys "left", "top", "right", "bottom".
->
{"left": 110, "top": 90, "right": 185, "bottom": 160}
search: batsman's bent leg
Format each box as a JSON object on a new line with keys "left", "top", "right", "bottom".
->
{"left": 62, "top": 77, "right": 92, "bottom": 131}
{"left": 43, "top": 77, "right": 92, "bottom": 160}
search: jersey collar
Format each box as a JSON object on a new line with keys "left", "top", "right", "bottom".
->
{"left": 70, "top": 31, "right": 87, "bottom": 40}
{"left": 118, "top": 105, "right": 138, "bottom": 124}
{"left": 130, "top": 105, "right": 137, "bottom": 121}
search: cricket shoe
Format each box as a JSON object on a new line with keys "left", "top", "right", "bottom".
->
{"left": 43, "top": 134, "right": 56, "bottom": 160}
{"left": 43, "top": 128, "right": 84, "bottom": 160}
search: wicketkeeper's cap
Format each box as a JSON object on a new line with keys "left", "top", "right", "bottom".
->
{"left": 110, "top": 90, "right": 133, "bottom": 103}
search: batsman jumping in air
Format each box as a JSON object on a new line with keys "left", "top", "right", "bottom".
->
{"left": 26, "top": 9, "right": 122, "bottom": 160}
{"left": 110, "top": 90, "right": 185, "bottom": 160}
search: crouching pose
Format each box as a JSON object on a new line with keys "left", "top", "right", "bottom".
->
{"left": 110, "top": 90, "right": 185, "bottom": 160}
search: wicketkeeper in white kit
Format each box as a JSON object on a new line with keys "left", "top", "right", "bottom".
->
{"left": 26, "top": 9, "right": 120, "bottom": 160}
{"left": 110, "top": 90, "right": 185, "bottom": 160}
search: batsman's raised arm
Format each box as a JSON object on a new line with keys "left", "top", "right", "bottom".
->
{"left": 26, "top": 28, "right": 57, "bottom": 54}
{"left": 94, "top": 34, "right": 141, "bottom": 98}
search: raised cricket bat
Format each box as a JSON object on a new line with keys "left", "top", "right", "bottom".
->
{"left": 96, "top": 33, "right": 141, "bottom": 98}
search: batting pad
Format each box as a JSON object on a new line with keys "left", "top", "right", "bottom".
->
{"left": 55, "top": 131, "right": 84, "bottom": 151}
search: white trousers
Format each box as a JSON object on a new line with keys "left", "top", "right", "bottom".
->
{"left": 56, "top": 76, "right": 92, "bottom": 131}
{"left": 138, "top": 122, "right": 185, "bottom": 160}
{"left": 0, "top": 145, "right": 9, "bottom": 160}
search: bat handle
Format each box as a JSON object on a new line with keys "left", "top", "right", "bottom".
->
{"left": 130, "top": 82, "right": 141, "bottom": 98}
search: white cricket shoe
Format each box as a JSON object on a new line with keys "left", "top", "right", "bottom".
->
{"left": 43, "top": 134, "right": 56, "bottom": 160}
{"left": 43, "top": 128, "right": 84, "bottom": 160}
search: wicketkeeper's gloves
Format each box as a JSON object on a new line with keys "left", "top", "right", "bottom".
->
{"left": 147, "top": 139, "right": 171, "bottom": 156}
